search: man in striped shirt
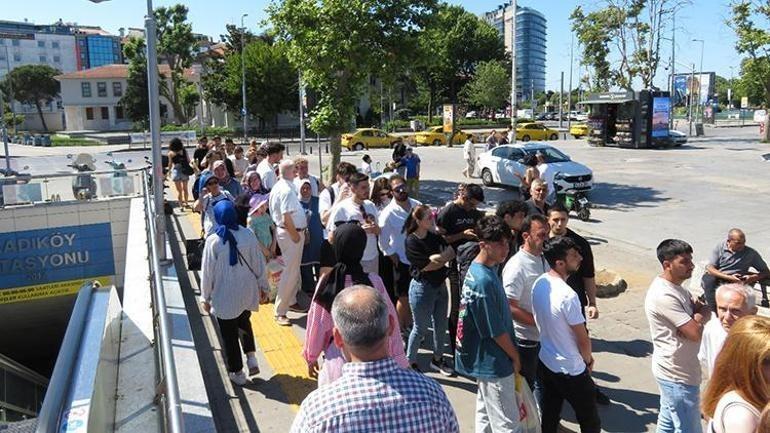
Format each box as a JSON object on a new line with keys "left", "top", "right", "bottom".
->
{"left": 291, "top": 285, "right": 458, "bottom": 433}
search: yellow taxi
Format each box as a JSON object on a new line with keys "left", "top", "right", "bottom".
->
{"left": 342, "top": 128, "right": 403, "bottom": 151}
{"left": 569, "top": 123, "right": 589, "bottom": 138}
{"left": 414, "top": 126, "right": 475, "bottom": 146}
{"left": 515, "top": 122, "right": 560, "bottom": 141}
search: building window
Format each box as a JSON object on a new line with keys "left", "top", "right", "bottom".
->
{"left": 39, "top": 55, "right": 47, "bottom": 63}
{"left": 101, "top": 107, "right": 109, "bottom": 119}
{"left": 13, "top": 53, "right": 21, "bottom": 62}
{"left": 53, "top": 55, "right": 60, "bottom": 63}
{"left": 116, "top": 105, "right": 124, "bottom": 120}
{"left": 97, "top": 82, "right": 107, "bottom": 97}
{"left": 0, "top": 39, "right": 5, "bottom": 45}
{"left": 12, "top": 39, "right": 20, "bottom": 47}
{"left": 112, "top": 82, "right": 122, "bottom": 97}
{"left": 37, "top": 40, "right": 45, "bottom": 48}
{"left": 86, "top": 107, "right": 94, "bottom": 120}
{"left": 52, "top": 41, "right": 60, "bottom": 49}
{"left": 0, "top": 54, "right": 5, "bottom": 62}
{"left": 81, "top": 82, "right": 92, "bottom": 98}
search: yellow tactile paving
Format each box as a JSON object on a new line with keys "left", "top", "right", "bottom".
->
{"left": 183, "top": 209, "right": 313, "bottom": 412}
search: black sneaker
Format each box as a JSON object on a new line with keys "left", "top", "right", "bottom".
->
{"left": 430, "top": 357, "right": 455, "bottom": 377}
{"left": 595, "top": 388, "right": 611, "bottom": 405}
{"left": 410, "top": 363, "right": 422, "bottom": 373}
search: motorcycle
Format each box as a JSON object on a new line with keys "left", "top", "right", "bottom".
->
{"left": 552, "top": 171, "right": 592, "bottom": 221}
{"left": 67, "top": 153, "right": 97, "bottom": 200}
{"left": 103, "top": 152, "right": 133, "bottom": 196}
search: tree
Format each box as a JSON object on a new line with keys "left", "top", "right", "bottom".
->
{"left": 460, "top": 60, "right": 510, "bottom": 117}
{"left": 201, "top": 39, "right": 297, "bottom": 131}
{"left": 571, "top": 1, "right": 685, "bottom": 90}
{"left": 121, "top": 37, "right": 150, "bottom": 126}
{"left": 269, "top": 0, "right": 436, "bottom": 174}
{"left": 1, "top": 65, "right": 60, "bottom": 131}
{"left": 154, "top": 4, "right": 197, "bottom": 123}
{"left": 413, "top": 4, "right": 506, "bottom": 121}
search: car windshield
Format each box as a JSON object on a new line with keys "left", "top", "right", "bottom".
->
{"left": 525, "top": 147, "right": 570, "bottom": 163}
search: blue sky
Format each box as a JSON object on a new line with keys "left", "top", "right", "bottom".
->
{"left": 3, "top": 0, "right": 743, "bottom": 90}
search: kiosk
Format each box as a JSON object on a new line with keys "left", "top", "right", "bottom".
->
{"left": 580, "top": 90, "right": 671, "bottom": 149}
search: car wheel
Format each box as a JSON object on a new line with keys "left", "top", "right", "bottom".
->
{"left": 522, "top": 135, "right": 531, "bottom": 142}
{"left": 481, "top": 168, "right": 494, "bottom": 186}
{"left": 432, "top": 139, "right": 442, "bottom": 146}
{"left": 353, "top": 143, "right": 365, "bottom": 151}
{"left": 550, "top": 133, "right": 559, "bottom": 140}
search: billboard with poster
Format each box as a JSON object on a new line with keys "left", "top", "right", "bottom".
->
{"left": 651, "top": 97, "right": 671, "bottom": 137}
{"left": 672, "top": 72, "right": 715, "bottom": 106}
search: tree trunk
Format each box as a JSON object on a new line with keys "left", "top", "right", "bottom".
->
{"left": 763, "top": 113, "right": 770, "bottom": 142}
{"left": 427, "top": 90, "right": 434, "bottom": 124}
{"left": 35, "top": 101, "right": 48, "bottom": 132}
{"left": 329, "top": 132, "right": 341, "bottom": 184}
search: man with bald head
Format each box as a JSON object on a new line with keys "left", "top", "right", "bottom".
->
{"left": 291, "top": 285, "right": 458, "bottom": 433}
{"left": 702, "top": 228, "right": 770, "bottom": 309}
{"left": 698, "top": 283, "right": 757, "bottom": 379}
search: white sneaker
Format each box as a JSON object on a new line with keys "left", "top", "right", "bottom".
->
{"left": 228, "top": 371, "right": 249, "bottom": 386}
{"left": 247, "top": 356, "right": 260, "bottom": 376}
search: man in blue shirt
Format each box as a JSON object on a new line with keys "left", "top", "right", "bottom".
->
{"left": 456, "top": 215, "right": 522, "bottom": 432}
{"left": 400, "top": 146, "right": 421, "bottom": 199}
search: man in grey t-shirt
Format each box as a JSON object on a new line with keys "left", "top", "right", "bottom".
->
{"left": 701, "top": 228, "right": 770, "bottom": 309}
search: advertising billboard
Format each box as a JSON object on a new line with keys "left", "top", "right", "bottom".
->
{"left": 652, "top": 97, "right": 671, "bottom": 138}
{"left": 672, "top": 72, "right": 715, "bottom": 106}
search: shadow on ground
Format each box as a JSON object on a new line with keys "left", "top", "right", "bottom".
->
{"left": 560, "top": 387, "right": 659, "bottom": 432}
{"left": 590, "top": 182, "right": 668, "bottom": 211}
{"left": 593, "top": 338, "right": 653, "bottom": 358}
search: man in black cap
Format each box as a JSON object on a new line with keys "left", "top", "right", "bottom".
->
{"left": 437, "top": 183, "right": 485, "bottom": 349}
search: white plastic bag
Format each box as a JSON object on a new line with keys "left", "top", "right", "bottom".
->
{"left": 515, "top": 374, "right": 542, "bottom": 433}
{"left": 265, "top": 257, "right": 285, "bottom": 302}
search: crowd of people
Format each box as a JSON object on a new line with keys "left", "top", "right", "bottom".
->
{"left": 177, "top": 136, "right": 770, "bottom": 433}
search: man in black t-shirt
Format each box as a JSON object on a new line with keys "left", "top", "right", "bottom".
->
{"left": 547, "top": 204, "right": 611, "bottom": 405}
{"left": 436, "top": 183, "right": 485, "bottom": 350}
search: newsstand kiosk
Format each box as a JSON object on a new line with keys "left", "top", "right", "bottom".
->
{"left": 580, "top": 90, "right": 671, "bottom": 148}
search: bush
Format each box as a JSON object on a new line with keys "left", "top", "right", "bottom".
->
{"left": 51, "top": 135, "right": 100, "bottom": 147}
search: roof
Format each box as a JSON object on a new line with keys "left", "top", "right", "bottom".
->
{"left": 55, "top": 64, "right": 197, "bottom": 80}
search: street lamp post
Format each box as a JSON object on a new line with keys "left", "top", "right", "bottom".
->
{"left": 241, "top": 14, "right": 248, "bottom": 142}
{"left": 692, "top": 39, "right": 704, "bottom": 122}
{"left": 728, "top": 65, "right": 735, "bottom": 109}
{"left": 298, "top": 72, "right": 306, "bottom": 154}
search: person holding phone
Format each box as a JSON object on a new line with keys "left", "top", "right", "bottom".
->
{"left": 327, "top": 173, "right": 381, "bottom": 274}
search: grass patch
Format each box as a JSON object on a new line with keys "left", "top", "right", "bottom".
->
{"left": 51, "top": 136, "right": 101, "bottom": 147}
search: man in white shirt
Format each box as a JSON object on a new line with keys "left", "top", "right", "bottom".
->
{"left": 378, "top": 174, "right": 421, "bottom": 330}
{"left": 269, "top": 159, "right": 308, "bottom": 326}
{"left": 293, "top": 156, "right": 324, "bottom": 197}
{"left": 699, "top": 282, "right": 757, "bottom": 379}
{"left": 461, "top": 138, "right": 476, "bottom": 178}
{"left": 644, "top": 239, "right": 711, "bottom": 433}
{"left": 257, "top": 142, "right": 284, "bottom": 191}
{"left": 501, "top": 213, "right": 550, "bottom": 404}
{"left": 532, "top": 236, "right": 601, "bottom": 433}
{"left": 327, "top": 172, "right": 381, "bottom": 274}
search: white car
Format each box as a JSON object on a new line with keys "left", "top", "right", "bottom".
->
{"left": 477, "top": 143, "right": 593, "bottom": 196}
{"left": 669, "top": 129, "right": 687, "bottom": 146}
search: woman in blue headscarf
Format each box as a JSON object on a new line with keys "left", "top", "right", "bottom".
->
{"left": 200, "top": 200, "right": 269, "bottom": 386}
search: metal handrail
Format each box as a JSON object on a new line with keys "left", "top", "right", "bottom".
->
{"left": 35, "top": 281, "right": 97, "bottom": 433}
{"left": 1, "top": 167, "right": 147, "bottom": 183}
{"left": 142, "top": 169, "right": 185, "bottom": 433}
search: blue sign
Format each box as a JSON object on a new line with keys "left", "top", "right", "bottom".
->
{"left": 0, "top": 223, "right": 115, "bottom": 289}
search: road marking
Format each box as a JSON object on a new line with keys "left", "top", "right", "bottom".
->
{"left": 183, "top": 209, "right": 312, "bottom": 411}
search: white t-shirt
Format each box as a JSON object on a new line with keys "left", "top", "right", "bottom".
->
{"left": 319, "top": 182, "right": 342, "bottom": 239}
{"left": 502, "top": 249, "right": 550, "bottom": 342}
{"left": 378, "top": 198, "right": 421, "bottom": 264}
{"left": 532, "top": 273, "right": 587, "bottom": 376}
{"left": 698, "top": 314, "right": 727, "bottom": 379}
{"left": 229, "top": 155, "right": 249, "bottom": 177}
{"left": 257, "top": 159, "right": 277, "bottom": 190}
{"left": 269, "top": 179, "right": 306, "bottom": 229}
{"left": 361, "top": 161, "right": 372, "bottom": 176}
{"left": 463, "top": 139, "right": 476, "bottom": 161}
{"left": 327, "top": 198, "right": 379, "bottom": 261}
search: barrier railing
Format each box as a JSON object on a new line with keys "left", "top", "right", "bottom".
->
{"left": 142, "top": 170, "right": 185, "bottom": 433}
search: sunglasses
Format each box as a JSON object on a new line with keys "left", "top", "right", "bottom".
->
{"left": 394, "top": 186, "right": 407, "bottom": 193}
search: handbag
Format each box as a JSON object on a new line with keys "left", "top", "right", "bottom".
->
{"left": 181, "top": 162, "right": 194, "bottom": 176}
{"left": 186, "top": 238, "right": 206, "bottom": 271}
{"left": 515, "top": 374, "right": 542, "bottom": 433}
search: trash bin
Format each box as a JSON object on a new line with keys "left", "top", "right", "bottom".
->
{"left": 694, "top": 123, "right": 704, "bottom": 136}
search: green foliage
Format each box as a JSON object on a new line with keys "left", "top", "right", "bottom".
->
{"left": 269, "top": 0, "right": 436, "bottom": 171}
{"left": 729, "top": 1, "right": 770, "bottom": 108}
{"left": 461, "top": 60, "right": 510, "bottom": 112}
{"left": 50, "top": 136, "right": 100, "bottom": 147}
{"left": 1, "top": 64, "right": 60, "bottom": 131}
{"left": 121, "top": 37, "right": 150, "bottom": 127}
{"left": 201, "top": 39, "right": 296, "bottom": 130}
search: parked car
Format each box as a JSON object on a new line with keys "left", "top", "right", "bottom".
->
{"left": 515, "top": 122, "right": 560, "bottom": 141}
{"left": 569, "top": 123, "right": 589, "bottom": 138}
{"left": 465, "top": 110, "right": 478, "bottom": 119}
{"left": 342, "top": 128, "right": 403, "bottom": 151}
{"left": 536, "top": 112, "right": 552, "bottom": 121}
{"left": 477, "top": 143, "right": 593, "bottom": 197}
{"left": 414, "top": 126, "right": 475, "bottom": 146}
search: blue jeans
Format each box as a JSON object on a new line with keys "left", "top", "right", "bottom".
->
{"left": 655, "top": 378, "right": 701, "bottom": 433}
{"left": 406, "top": 279, "right": 449, "bottom": 364}
{"left": 517, "top": 340, "right": 543, "bottom": 408}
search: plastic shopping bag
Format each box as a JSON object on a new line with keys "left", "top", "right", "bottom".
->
{"left": 265, "top": 257, "right": 285, "bottom": 302}
{"left": 515, "top": 373, "right": 542, "bottom": 433}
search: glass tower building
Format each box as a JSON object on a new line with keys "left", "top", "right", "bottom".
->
{"left": 483, "top": 5, "right": 547, "bottom": 104}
